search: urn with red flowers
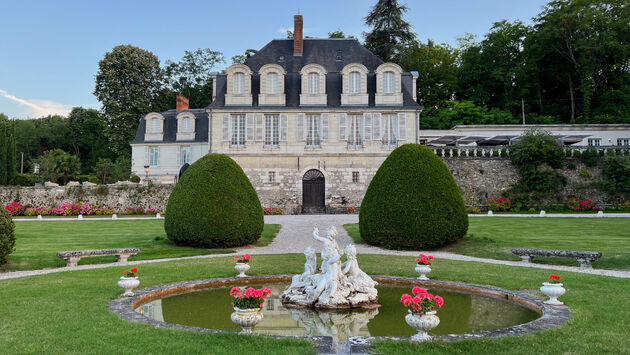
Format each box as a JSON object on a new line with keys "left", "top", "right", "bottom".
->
{"left": 540, "top": 274, "right": 565, "bottom": 305}
{"left": 118, "top": 268, "right": 139, "bottom": 297}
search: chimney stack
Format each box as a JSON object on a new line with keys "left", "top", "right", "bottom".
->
{"left": 176, "top": 93, "right": 189, "bottom": 111}
{"left": 293, "top": 15, "right": 303, "bottom": 56}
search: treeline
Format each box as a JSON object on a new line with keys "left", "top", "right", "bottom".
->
{"left": 395, "top": 0, "right": 630, "bottom": 128}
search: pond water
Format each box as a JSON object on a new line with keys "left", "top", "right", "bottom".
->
{"left": 136, "top": 283, "right": 539, "bottom": 341}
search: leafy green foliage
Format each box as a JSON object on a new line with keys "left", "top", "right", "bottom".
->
{"left": 603, "top": 153, "right": 630, "bottom": 195}
{"left": 422, "top": 100, "right": 516, "bottom": 129}
{"left": 580, "top": 149, "right": 599, "bottom": 167}
{"left": 231, "top": 49, "right": 258, "bottom": 65}
{"left": 363, "top": 0, "right": 416, "bottom": 62}
{"left": 359, "top": 144, "right": 468, "bottom": 249}
{"left": 0, "top": 209, "right": 16, "bottom": 265}
{"left": 36, "top": 149, "right": 81, "bottom": 185}
{"left": 509, "top": 129, "right": 566, "bottom": 192}
{"left": 165, "top": 154, "right": 263, "bottom": 248}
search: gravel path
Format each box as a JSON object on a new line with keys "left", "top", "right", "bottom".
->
{"left": 2, "top": 214, "right": 630, "bottom": 281}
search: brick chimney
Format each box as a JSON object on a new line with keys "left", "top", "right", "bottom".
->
{"left": 176, "top": 93, "right": 189, "bottom": 111}
{"left": 294, "top": 15, "right": 303, "bottom": 56}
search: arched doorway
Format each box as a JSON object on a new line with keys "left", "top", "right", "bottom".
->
{"left": 302, "top": 169, "right": 325, "bottom": 214}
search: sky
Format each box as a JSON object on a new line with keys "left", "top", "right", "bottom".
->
{"left": 0, "top": 0, "right": 549, "bottom": 119}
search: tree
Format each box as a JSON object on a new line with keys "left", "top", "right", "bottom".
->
{"left": 231, "top": 49, "right": 258, "bottom": 65}
{"left": 67, "top": 107, "right": 113, "bottom": 173}
{"left": 509, "top": 128, "right": 566, "bottom": 192}
{"left": 55, "top": 152, "right": 81, "bottom": 185}
{"left": 6, "top": 120, "right": 16, "bottom": 184}
{"left": 164, "top": 48, "right": 224, "bottom": 108}
{"left": 94, "top": 158, "right": 115, "bottom": 184}
{"left": 364, "top": 0, "right": 416, "bottom": 62}
{"left": 36, "top": 149, "right": 80, "bottom": 184}
{"left": 94, "top": 45, "right": 163, "bottom": 156}
{"left": 328, "top": 30, "right": 346, "bottom": 38}
{"left": 422, "top": 101, "right": 517, "bottom": 129}
{"left": 0, "top": 115, "right": 7, "bottom": 185}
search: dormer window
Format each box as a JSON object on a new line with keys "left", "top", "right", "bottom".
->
{"left": 300, "top": 64, "right": 327, "bottom": 106}
{"left": 308, "top": 73, "right": 320, "bottom": 94}
{"left": 258, "top": 64, "right": 286, "bottom": 106}
{"left": 151, "top": 118, "right": 160, "bottom": 133}
{"left": 144, "top": 112, "right": 165, "bottom": 141}
{"left": 349, "top": 72, "right": 361, "bottom": 93}
{"left": 267, "top": 73, "right": 278, "bottom": 94}
{"left": 176, "top": 112, "right": 196, "bottom": 141}
{"left": 234, "top": 73, "right": 245, "bottom": 94}
{"left": 383, "top": 71, "right": 395, "bottom": 93}
{"left": 225, "top": 64, "right": 253, "bottom": 106}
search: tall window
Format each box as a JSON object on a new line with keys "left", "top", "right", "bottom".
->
{"left": 348, "top": 115, "right": 363, "bottom": 147}
{"left": 383, "top": 71, "right": 395, "bottom": 93}
{"left": 234, "top": 73, "right": 245, "bottom": 94}
{"left": 266, "top": 73, "right": 278, "bottom": 94}
{"left": 382, "top": 114, "right": 398, "bottom": 147}
{"left": 349, "top": 71, "right": 361, "bottom": 93}
{"left": 149, "top": 147, "right": 159, "bottom": 166}
{"left": 231, "top": 114, "right": 246, "bottom": 146}
{"left": 151, "top": 119, "right": 160, "bottom": 133}
{"left": 306, "top": 115, "right": 321, "bottom": 147}
{"left": 181, "top": 146, "right": 191, "bottom": 165}
{"left": 265, "top": 114, "right": 280, "bottom": 146}
{"left": 618, "top": 138, "right": 630, "bottom": 146}
{"left": 308, "top": 73, "right": 320, "bottom": 94}
{"left": 182, "top": 117, "right": 191, "bottom": 132}
{"left": 588, "top": 138, "right": 601, "bottom": 147}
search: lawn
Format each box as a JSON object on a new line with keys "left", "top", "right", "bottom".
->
{"left": 4, "top": 220, "right": 280, "bottom": 272}
{"left": 344, "top": 217, "right": 630, "bottom": 270}
{"left": 0, "top": 254, "right": 628, "bottom": 354}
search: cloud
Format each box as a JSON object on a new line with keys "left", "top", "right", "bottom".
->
{"left": 0, "top": 89, "right": 72, "bottom": 118}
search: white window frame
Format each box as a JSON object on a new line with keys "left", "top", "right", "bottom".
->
{"left": 383, "top": 71, "right": 395, "bottom": 93}
{"left": 588, "top": 138, "right": 601, "bottom": 147}
{"left": 348, "top": 114, "right": 363, "bottom": 148}
{"left": 308, "top": 73, "right": 320, "bottom": 94}
{"left": 349, "top": 71, "right": 361, "bottom": 94}
{"left": 264, "top": 114, "right": 280, "bottom": 147}
{"left": 149, "top": 147, "right": 159, "bottom": 167}
{"left": 231, "top": 114, "right": 246, "bottom": 147}
{"left": 151, "top": 118, "right": 160, "bottom": 133}
{"left": 306, "top": 114, "right": 321, "bottom": 147}
{"left": 618, "top": 138, "right": 630, "bottom": 146}
{"left": 234, "top": 73, "right": 245, "bottom": 94}
{"left": 181, "top": 146, "right": 191, "bottom": 165}
{"left": 267, "top": 73, "right": 278, "bottom": 94}
{"left": 382, "top": 114, "right": 398, "bottom": 147}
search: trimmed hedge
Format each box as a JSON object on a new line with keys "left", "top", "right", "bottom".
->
{"left": 359, "top": 144, "right": 468, "bottom": 249}
{"left": 0, "top": 209, "right": 16, "bottom": 265}
{"left": 164, "top": 154, "right": 263, "bottom": 248}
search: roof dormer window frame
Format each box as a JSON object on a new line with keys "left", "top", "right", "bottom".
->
{"left": 258, "top": 64, "right": 286, "bottom": 106}
{"left": 375, "top": 63, "right": 403, "bottom": 106}
{"left": 300, "top": 64, "right": 327, "bottom": 106}
{"left": 341, "top": 63, "right": 369, "bottom": 106}
{"left": 176, "top": 111, "right": 196, "bottom": 141}
{"left": 225, "top": 64, "right": 253, "bottom": 106}
{"left": 144, "top": 112, "right": 165, "bottom": 142}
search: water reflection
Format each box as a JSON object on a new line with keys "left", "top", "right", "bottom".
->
{"left": 136, "top": 283, "right": 538, "bottom": 341}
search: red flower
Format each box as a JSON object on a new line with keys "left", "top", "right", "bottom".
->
{"left": 549, "top": 274, "right": 562, "bottom": 281}
{"left": 260, "top": 303, "right": 264, "bottom": 308}
{"left": 230, "top": 287, "right": 240, "bottom": 296}
{"left": 236, "top": 292, "right": 243, "bottom": 297}
{"left": 434, "top": 295, "right": 444, "bottom": 307}
{"left": 245, "top": 254, "right": 251, "bottom": 260}
{"left": 428, "top": 256, "right": 434, "bottom": 260}
{"left": 130, "top": 267, "right": 138, "bottom": 273}
{"left": 123, "top": 270, "right": 129, "bottom": 274}
{"left": 412, "top": 296, "right": 422, "bottom": 304}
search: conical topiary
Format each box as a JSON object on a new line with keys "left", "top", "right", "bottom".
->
{"left": 164, "top": 154, "right": 263, "bottom": 248}
{"left": 359, "top": 144, "right": 468, "bottom": 249}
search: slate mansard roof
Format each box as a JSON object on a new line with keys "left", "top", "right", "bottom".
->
{"left": 208, "top": 38, "right": 421, "bottom": 110}
{"left": 131, "top": 109, "right": 209, "bottom": 144}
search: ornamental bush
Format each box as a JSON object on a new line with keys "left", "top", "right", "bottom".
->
{"left": 0, "top": 209, "right": 16, "bottom": 265}
{"left": 165, "top": 154, "right": 263, "bottom": 248}
{"left": 359, "top": 144, "right": 468, "bottom": 249}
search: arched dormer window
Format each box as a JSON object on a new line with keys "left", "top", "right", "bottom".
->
{"left": 144, "top": 112, "right": 165, "bottom": 141}
{"left": 258, "top": 64, "right": 286, "bottom": 106}
{"left": 225, "top": 64, "right": 253, "bottom": 106}
{"left": 300, "top": 64, "right": 327, "bottom": 106}
{"left": 375, "top": 63, "right": 403, "bottom": 106}
{"left": 341, "top": 63, "right": 369, "bottom": 106}
{"left": 176, "top": 111, "right": 196, "bottom": 141}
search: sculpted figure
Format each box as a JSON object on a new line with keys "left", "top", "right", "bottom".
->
{"left": 290, "top": 246, "right": 317, "bottom": 288}
{"left": 309, "top": 246, "right": 344, "bottom": 304}
{"left": 342, "top": 244, "right": 378, "bottom": 291}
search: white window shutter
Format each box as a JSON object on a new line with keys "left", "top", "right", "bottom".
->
{"left": 222, "top": 114, "right": 230, "bottom": 141}
{"left": 255, "top": 114, "right": 264, "bottom": 141}
{"left": 363, "top": 113, "right": 372, "bottom": 140}
{"left": 339, "top": 113, "right": 347, "bottom": 140}
{"left": 280, "top": 114, "right": 288, "bottom": 141}
{"left": 347, "top": 114, "right": 352, "bottom": 142}
{"left": 246, "top": 114, "right": 254, "bottom": 141}
{"left": 372, "top": 113, "right": 381, "bottom": 141}
{"left": 398, "top": 112, "right": 407, "bottom": 140}
{"left": 321, "top": 113, "right": 329, "bottom": 140}
{"left": 297, "top": 113, "right": 306, "bottom": 141}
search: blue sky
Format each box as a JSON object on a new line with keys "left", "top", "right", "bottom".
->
{"left": 0, "top": 0, "right": 549, "bottom": 119}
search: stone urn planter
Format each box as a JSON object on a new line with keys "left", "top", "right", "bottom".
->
{"left": 235, "top": 263, "right": 250, "bottom": 278}
{"left": 415, "top": 264, "right": 432, "bottom": 280}
{"left": 540, "top": 282, "right": 565, "bottom": 305}
{"left": 230, "top": 307, "right": 263, "bottom": 334}
{"left": 405, "top": 310, "right": 440, "bottom": 342}
{"left": 118, "top": 277, "right": 140, "bottom": 297}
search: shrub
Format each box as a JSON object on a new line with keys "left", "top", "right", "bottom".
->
{"left": 95, "top": 185, "right": 109, "bottom": 196}
{"left": 580, "top": 149, "right": 599, "bottom": 167}
{"left": 579, "top": 168, "right": 591, "bottom": 178}
{"left": 500, "top": 149, "right": 508, "bottom": 158}
{"left": 487, "top": 196, "right": 511, "bottom": 211}
{"left": 165, "top": 154, "right": 263, "bottom": 248}
{"left": 573, "top": 150, "right": 582, "bottom": 158}
{"left": 567, "top": 197, "right": 596, "bottom": 211}
{"left": 12, "top": 173, "right": 41, "bottom": 186}
{"left": 0, "top": 209, "right": 16, "bottom": 265}
{"left": 262, "top": 207, "right": 283, "bottom": 215}
{"left": 567, "top": 162, "right": 577, "bottom": 170}
{"left": 73, "top": 175, "right": 99, "bottom": 184}
{"left": 603, "top": 154, "right": 630, "bottom": 194}
{"left": 359, "top": 144, "right": 468, "bottom": 249}
{"left": 4, "top": 202, "right": 24, "bottom": 216}
{"left": 564, "top": 150, "right": 572, "bottom": 157}
{"left": 509, "top": 128, "right": 565, "bottom": 192}
{"left": 130, "top": 175, "right": 141, "bottom": 183}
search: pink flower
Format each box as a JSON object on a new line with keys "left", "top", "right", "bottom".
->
{"left": 260, "top": 303, "right": 264, "bottom": 308}
{"left": 245, "top": 288, "right": 255, "bottom": 297}
{"left": 434, "top": 296, "right": 444, "bottom": 307}
{"left": 230, "top": 287, "right": 240, "bottom": 296}
{"left": 428, "top": 256, "right": 434, "bottom": 260}
{"left": 245, "top": 254, "right": 251, "bottom": 260}
{"left": 412, "top": 296, "right": 422, "bottom": 304}
{"left": 263, "top": 288, "right": 272, "bottom": 295}
{"left": 411, "top": 287, "right": 425, "bottom": 295}
{"left": 236, "top": 292, "right": 243, "bottom": 297}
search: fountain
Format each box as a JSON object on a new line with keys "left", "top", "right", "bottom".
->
{"left": 281, "top": 226, "right": 379, "bottom": 309}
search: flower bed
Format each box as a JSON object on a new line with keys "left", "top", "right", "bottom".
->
{"left": 567, "top": 198, "right": 598, "bottom": 211}
{"left": 4, "top": 202, "right": 160, "bottom": 216}
{"left": 487, "top": 196, "right": 511, "bottom": 211}
{"left": 263, "top": 207, "right": 283, "bottom": 215}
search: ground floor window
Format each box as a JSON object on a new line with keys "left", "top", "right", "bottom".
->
{"left": 348, "top": 115, "right": 363, "bottom": 148}
{"left": 618, "top": 138, "right": 630, "bottom": 146}
{"left": 306, "top": 115, "right": 321, "bottom": 147}
{"left": 352, "top": 171, "right": 359, "bottom": 183}
{"left": 181, "top": 146, "right": 191, "bottom": 165}
{"left": 231, "top": 114, "right": 246, "bottom": 146}
{"left": 268, "top": 171, "right": 276, "bottom": 183}
{"left": 382, "top": 114, "right": 398, "bottom": 147}
{"left": 149, "top": 147, "right": 159, "bottom": 166}
{"left": 265, "top": 115, "right": 280, "bottom": 146}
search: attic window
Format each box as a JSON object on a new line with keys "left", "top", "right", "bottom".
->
{"left": 336, "top": 50, "right": 342, "bottom": 61}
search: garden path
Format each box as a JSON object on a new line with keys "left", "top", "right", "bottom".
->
{"left": 3, "top": 214, "right": 630, "bottom": 280}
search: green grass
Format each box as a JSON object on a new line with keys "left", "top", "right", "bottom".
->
{"left": 344, "top": 223, "right": 363, "bottom": 244}
{"left": 256, "top": 224, "right": 281, "bottom": 246}
{"left": 0, "top": 254, "right": 628, "bottom": 354}
{"left": 3, "top": 221, "right": 280, "bottom": 272}
{"left": 344, "top": 217, "right": 630, "bottom": 270}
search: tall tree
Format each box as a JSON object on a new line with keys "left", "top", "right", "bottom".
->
{"left": 0, "top": 115, "right": 7, "bottom": 184}
{"left": 6, "top": 120, "right": 17, "bottom": 184}
{"left": 67, "top": 107, "right": 113, "bottom": 173}
{"left": 94, "top": 45, "right": 163, "bottom": 156}
{"left": 364, "top": 0, "right": 416, "bottom": 62}
{"left": 231, "top": 49, "right": 258, "bottom": 65}
{"left": 164, "top": 48, "right": 224, "bottom": 108}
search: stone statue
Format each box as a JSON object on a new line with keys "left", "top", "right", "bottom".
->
{"left": 282, "top": 226, "right": 379, "bottom": 309}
